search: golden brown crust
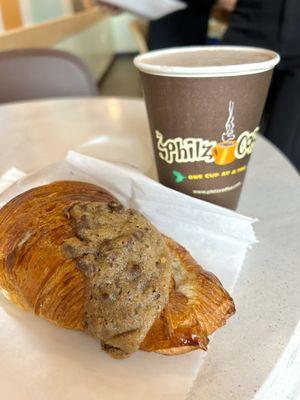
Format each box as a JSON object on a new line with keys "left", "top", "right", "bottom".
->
{"left": 0, "top": 181, "right": 235, "bottom": 356}
{"left": 156, "top": 346, "right": 198, "bottom": 355}
{"left": 0, "top": 181, "right": 117, "bottom": 329}
{"left": 140, "top": 237, "right": 235, "bottom": 355}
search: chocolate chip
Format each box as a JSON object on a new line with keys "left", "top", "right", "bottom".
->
{"left": 62, "top": 238, "right": 90, "bottom": 258}
{"left": 128, "top": 263, "right": 141, "bottom": 280}
{"left": 81, "top": 214, "right": 89, "bottom": 223}
{"left": 77, "top": 214, "right": 90, "bottom": 230}
{"left": 77, "top": 258, "right": 89, "bottom": 272}
{"left": 107, "top": 201, "right": 123, "bottom": 212}
{"left": 79, "top": 204, "right": 88, "bottom": 212}
{"left": 132, "top": 230, "right": 144, "bottom": 240}
{"left": 101, "top": 240, "right": 114, "bottom": 254}
{"left": 62, "top": 243, "right": 78, "bottom": 258}
{"left": 101, "top": 292, "right": 110, "bottom": 300}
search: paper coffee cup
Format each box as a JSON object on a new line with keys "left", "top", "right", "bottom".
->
{"left": 134, "top": 46, "right": 280, "bottom": 209}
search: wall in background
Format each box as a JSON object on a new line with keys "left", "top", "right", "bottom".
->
{"left": 18, "top": 0, "right": 32, "bottom": 25}
{"left": 55, "top": 19, "right": 114, "bottom": 80}
{"left": 110, "top": 13, "right": 139, "bottom": 54}
{"left": 0, "top": 0, "right": 113, "bottom": 79}
{"left": 30, "top": 0, "right": 65, "bottom": 23}
{"left": 55, "top": 12, "right": 140, "bottom": 79}
{"left": 0, "top": 0, "right": 74, "bottom": 29}
{"left": 0, "top": 0, "right": 22, "bottom": 30}
{"left": 0, "top": 1, "right": 139, "bottom": 79}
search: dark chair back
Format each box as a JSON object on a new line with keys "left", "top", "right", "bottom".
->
{"left": 0, "top": 48, "right": 98, "bottom": 103}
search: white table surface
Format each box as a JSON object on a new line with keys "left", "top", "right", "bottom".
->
{"left": 0, "top": 97, "right": 299, "bottom": 400}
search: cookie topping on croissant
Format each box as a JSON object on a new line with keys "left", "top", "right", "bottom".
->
{"left": 62, "top": 202, "right": 171, "bottom": 358}
{"left": 0, "top": 181, "right": 235, "bottom": 360}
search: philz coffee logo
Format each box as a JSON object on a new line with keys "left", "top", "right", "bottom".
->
{"left": 156, "top": 101, "right": 258, "bottom": 166}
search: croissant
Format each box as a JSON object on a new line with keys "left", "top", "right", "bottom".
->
{"left": 0, "top": 181, "right": 235, "bottom": 358}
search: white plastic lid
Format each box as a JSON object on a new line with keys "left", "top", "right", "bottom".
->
{"left": 134, "top": 46, "right": 280, "bottom": 78}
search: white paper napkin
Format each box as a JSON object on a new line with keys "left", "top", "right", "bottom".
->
{"left": 0, "top": 167, "right": 26, "bottom": 193}
{"left": 0, "top": 152, "right": 257, "bottom": 400}
{"left": 103, "top": 0, "right": 187, "bottom": 20}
